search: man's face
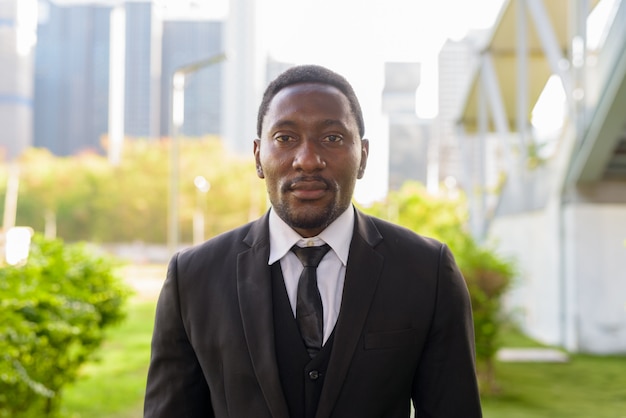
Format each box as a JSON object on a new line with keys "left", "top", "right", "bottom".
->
{"left": 254, "top": 82, "right": 368, "bottom": 237}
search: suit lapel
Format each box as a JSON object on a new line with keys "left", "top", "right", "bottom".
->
{"left": 237, "top": 215, "right": 290, "bottom": 418}
{"left": 316, "top": 211, "right": 384, "bottom": 418}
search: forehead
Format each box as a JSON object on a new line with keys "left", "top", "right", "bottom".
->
{"left": 272, "top": 82, "right": 348, "bottom": 101}
{"left": 264, "top": 82, "right": 355, "bottom": 127}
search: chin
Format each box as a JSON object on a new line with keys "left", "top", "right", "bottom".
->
{"left": 292, "top": 202, "right": 351, "bottom": 233}
{"left": 289, "top": 209, "right": 329, "bottom": 229}
{"left": 290, "top": 216, "right": 330, "bottom": 232}
{"left": 275, "top": 203, "right": 334, "bottom": 232}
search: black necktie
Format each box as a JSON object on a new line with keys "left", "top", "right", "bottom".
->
{"left": 290, "top": 244, "right": 331, "bottom": 358}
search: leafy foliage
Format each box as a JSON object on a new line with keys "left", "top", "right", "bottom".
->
{"left": 4, "top": 138, "right": 267, "bottom": 243}
{"left": 361, "top": 181, "right": 515, "bottom": 392}
{"left": 0, "top": 235, "right": 131, "bottom": 417}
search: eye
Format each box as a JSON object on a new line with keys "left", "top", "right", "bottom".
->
{"left": 324, "top": 134, "right": 343, "bottom": 143}
{"left": 274, "top": 134, "right": 294, "bottom": 142}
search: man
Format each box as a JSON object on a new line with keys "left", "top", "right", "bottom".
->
{"left": 144, "top": 65, "right": 482, "bottom": 417}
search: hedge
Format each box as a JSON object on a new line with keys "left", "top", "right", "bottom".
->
{"left": 0, "top": 235, "right": 131, "bottom": 417}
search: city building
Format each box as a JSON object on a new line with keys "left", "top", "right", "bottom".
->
{"left": 159, "top": 19, "right": 223, "bottom": 139}
{"left": 0, "top": 0, "right": 37, "bottom": 160}
{"left": 32, "top": 0, "right": 224, "bottom": 157}
{"left": 382, "top": 62, "right": 432, "bottom": 190}
{"left": 124, "top": 0, "right": 155, "bottom": 138}
{"left": 221, "top": 0, "right": 267, "bottom": 155}
{"left": 436, "top": 33, "right": 487, "bottom": 190}
{"left": 33, "top": 0, "right": 112, "bottom": 156}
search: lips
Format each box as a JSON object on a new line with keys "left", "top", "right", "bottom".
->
{"left": 288, "top": 177, "right": 330, "bottom": 200}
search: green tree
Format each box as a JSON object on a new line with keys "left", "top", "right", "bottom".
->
{"left": 5, "top": 137, "right": 267, "bottom": 244}
{"left": 361, "top": 181, "right": 515, "bottom": 393}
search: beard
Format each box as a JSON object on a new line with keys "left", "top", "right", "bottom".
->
{"left": 269, "top": 176, "right": 350, "bottom": 234}
{"left": 273, "top": 198, "right": 342, "bottom": 232}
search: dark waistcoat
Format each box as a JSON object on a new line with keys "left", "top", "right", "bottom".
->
{"left": 271, "top": 262, "right": 336, "bottom": 418}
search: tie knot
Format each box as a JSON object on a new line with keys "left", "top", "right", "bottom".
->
{"left": 291, "top": 244, "right": 331, "bottom": 268}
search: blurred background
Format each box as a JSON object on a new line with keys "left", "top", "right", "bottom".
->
{"left": 0, "top": 0, "right": 625, "bottom": 416}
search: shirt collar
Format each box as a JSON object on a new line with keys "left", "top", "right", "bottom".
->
{"left": 268, "top": 205, "right": 355, "bottom": 266}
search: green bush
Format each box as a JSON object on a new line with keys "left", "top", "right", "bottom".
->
{"left": 361, "top": 181, "right": 515, "bottom": 392}
{"left": 0, "top": 234, "right": 131, "bottom": 417}
{"left": 457, "top": 244, "right": 514, "bottom": 393}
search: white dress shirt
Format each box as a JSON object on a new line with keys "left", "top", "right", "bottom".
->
{"left": 268, "top": 206, "right": 354, "bottom": 344}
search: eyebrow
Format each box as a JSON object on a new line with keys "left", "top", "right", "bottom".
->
{"left": 270, "top": 119, "right": 350, "bottom": 131}
{"left": 271, "top": 120, "right": 297, "bottom": 130}
{"left": 319, "top": 119, "right": 349, "bottom": 131}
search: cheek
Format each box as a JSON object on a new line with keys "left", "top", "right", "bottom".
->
{"left": 258, "top": 162, "right": 280, "bottom": 188}
{"left": 344, "top": 151, "right": 363, "bottom": 175}
{"left": 335, "top": 164, "right": 360, "bottom": 188}
{"left": 261, "top": 153, "right": 290, "bottom": 175}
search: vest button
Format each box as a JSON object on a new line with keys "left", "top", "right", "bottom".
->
{"left": 308, "top": 370, "right": 320, "bottom": 380}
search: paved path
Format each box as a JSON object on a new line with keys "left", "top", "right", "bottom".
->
{"left": 497, "top": 347, "right": 570, "bottom": 362}
{"left": 120, "top": 264, "right": 167, "bottom": 302}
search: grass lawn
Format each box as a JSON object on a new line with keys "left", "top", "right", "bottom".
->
{"left": 58, "top": 301, "right": 156, "bottom": 418}
{"left": 58, "top": 299, "right": 626, "bottom": 418}
{"left": 481, "top": 325, "right": 626, "bottom": 417}
{"left": 482, "top": 354, "right": 626, "bottom": 417}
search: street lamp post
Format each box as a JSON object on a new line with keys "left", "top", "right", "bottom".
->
{"left": 168, "top": 53, "right": 226, "bottom": 255}
{"left": 193, "top": 175, "right": 211, "bottom": 245}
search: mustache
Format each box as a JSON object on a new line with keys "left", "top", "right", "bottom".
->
{"left": 283, "top": 175, "right": 334, "bottom": 192}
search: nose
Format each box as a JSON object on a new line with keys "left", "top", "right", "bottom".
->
{"left": 293, "top": 139, "right": 325, "bottom": 172}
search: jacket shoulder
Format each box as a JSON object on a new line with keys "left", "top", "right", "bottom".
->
{"left": 363, "top": 213, "right": 444, "bottom": 253}
{"left": 175, "top": 217, "right": 264, "bottom": 268}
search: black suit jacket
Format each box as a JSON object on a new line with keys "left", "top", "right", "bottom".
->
{"left": 144, "top": 209, "right": 482, "bottom": 417}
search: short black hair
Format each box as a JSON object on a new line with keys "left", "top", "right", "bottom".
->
{"left": 256, "top": 65, "right": 365, "bottom": 138}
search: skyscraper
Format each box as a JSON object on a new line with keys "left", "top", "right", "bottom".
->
{"left": 124, "top": 1, "right": 154, "bottom": 138}
{"left": 0, "top": 0, "right": 37, "bottom": 160}
{"left": 436, "top": 33, "right": 486, "bottom": 188}
{"left": 382, "top": 62, "right": 431, "bottom": 190}
{"left": 33, "top": 0, "right": 111, "bottom": 156}
{"left": 159, "top": 19, "right": 223, "bottom": 138}
{"left": 32, "top": 0, "right": 224, "bottom": 157}
{"left": 222, "top": 0, "right": 266, "bottom": 154}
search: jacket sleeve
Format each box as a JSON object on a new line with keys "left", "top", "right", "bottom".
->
{"left": 412, "top": 244, "right": 482, "bottom": 417}
{"left": 144, "top": 253, "right": 214, "bottom": 418}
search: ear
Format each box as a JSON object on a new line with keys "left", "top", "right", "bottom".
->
{"left": 357, "top": 139, "right": 369, "bottom": 179}
{"left": 253, "top": 139, "right": 264, "bottom": 178}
